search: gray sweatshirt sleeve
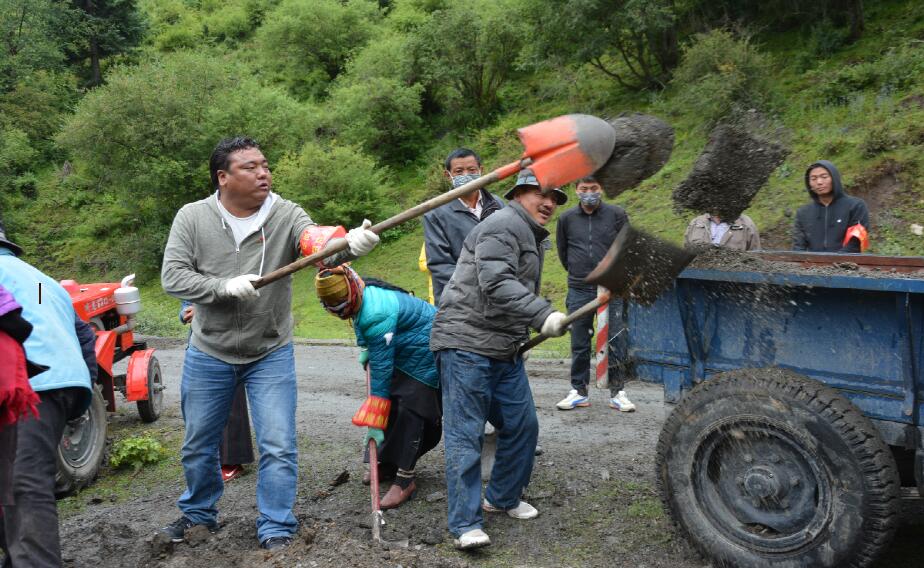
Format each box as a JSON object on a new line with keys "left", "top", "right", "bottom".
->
{"left": 161, "top": 207, "right": 228, "bottom": 304}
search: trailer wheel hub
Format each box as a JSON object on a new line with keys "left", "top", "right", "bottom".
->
{"left": 743, "top": 466, "right": 784, "bottom": 501}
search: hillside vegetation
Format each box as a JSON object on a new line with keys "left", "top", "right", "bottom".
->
{"left": 3, "top": 0, "right": 924, "bottom": 347}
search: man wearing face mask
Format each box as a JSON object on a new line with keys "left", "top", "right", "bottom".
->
{"left": 555, "top": 176, "right": 635, "bottom": 412}
{"left": 422, "top": 148, "right": 504, "bottom": 304}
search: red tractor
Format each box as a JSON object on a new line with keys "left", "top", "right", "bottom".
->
{"left": 56, "top": 274, "right": 164, "bottom": 495}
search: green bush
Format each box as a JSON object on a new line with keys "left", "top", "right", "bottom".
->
{"left": 325, "top": 77, "right": 425, "bottom": 164}
{"left": 110, "top": 435, "right": 168, "bottom": 470}
{"left": 671, "top": 30, "right": 775, "bottom": 126}
{"left": 255, "top": 0, "right": 382, "bottom": 100}
{"left": 815, "top": 43, "right": 924, "bottom": 104}
{"left": 809, "top": 19, "right": 850, "bottom": 58}
{"left": 54, "top": 50, "right": 314, "bottom": 277}
{"left": 273, "top": 140, "right": 395, "bottom": 228}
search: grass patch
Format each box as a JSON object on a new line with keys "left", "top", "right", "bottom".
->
{"left": 58, "top": 409, "right": 186, "bottom": 519}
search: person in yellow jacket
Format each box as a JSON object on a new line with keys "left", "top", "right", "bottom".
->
{"left": 419, "top": 243, "right": 434, "bottom": 305}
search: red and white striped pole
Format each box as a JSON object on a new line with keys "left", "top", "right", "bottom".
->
{"left": 594, "top": 285, "right": 609, "bottom": 389}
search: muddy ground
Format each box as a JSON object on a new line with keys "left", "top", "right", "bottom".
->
{"left": 53, "top": 341, "right": 924, "bottom": 568}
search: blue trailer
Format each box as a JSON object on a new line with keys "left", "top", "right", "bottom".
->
{"left": 637, "top": 251, "right": 923, "bottom": 568}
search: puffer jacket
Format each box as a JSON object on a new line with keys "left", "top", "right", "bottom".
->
{"left": 430, "top": 201, "right": 554, "bottom": 361}
{"left": 354, "top": 285, "right": 438, "bottom": 399}
{"left": 793, "top": 160, "right": 870, "bottom": 253}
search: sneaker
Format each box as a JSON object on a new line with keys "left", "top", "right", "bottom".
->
{"left": 159, "top": 516, "right": 217, "bottom": 543}
{"left": 556, "top": 389, "right": 590, "bottom": 410}
{"left": 221, "top": 464, "right": 244, "bottom": 483}
{"left": 260, "top": 536, "right": 293, "bottom": 551}
{"left": 482, "top": 499, "right": 538, "bottom": 519}
{"left": 454, "top": 528, "right": 491, "bottom": 550}
{"left": 608, "top": 390, "right": 636, "bottom": 412}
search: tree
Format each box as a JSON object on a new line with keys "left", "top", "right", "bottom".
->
{"left": 524, "top": 0, "right": 681, "bottom": 91}
{"left": 411, "top": 0, "right": 528, "bottom": 124}
{"left": 68, "top": 0, "right": 146, "bottom": 87}
{"left": 56, "top": 51, "right": 315, "bottom": 273}
{"left": 326, "top": 77, "right": 425, "bottom": 164}
{"left": 0, "top": 0, "right": 74, "bottom": 91}
{"left": 273, "top": 140, "right": 394, "bottom": 228}
{"left": 255, "top": 0, "right": 382, "bottom": 100}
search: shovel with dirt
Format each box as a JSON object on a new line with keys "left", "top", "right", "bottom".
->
{"left": 254, "top": 113, "right": 619, "bottom": 289}
{"left": 519, "top": 225, "right": 696, "bottom": 354}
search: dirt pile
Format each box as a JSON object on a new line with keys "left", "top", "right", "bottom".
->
{"left": 596, "top": 113, "right": 675, "bottom": 197}
{"left": 688, "top": 246, "right": 924, "bottom": 279}
{"left": 673, "top": 118, "right": 788, "bottom": 221}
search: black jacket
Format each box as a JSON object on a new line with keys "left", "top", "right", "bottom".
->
{"left": 422, "top": 189, "right": 503, "bottom": 303}
{"left": 792, "top": 160, "right": 869, "bottom": 253}
{"left": 430, "top": 201, "right": 554, "bottom": 361}
{"left": 556, "top": 202, "right": 629, "bottom": 288}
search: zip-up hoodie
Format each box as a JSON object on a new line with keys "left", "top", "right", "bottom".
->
{"left": 792, "top": 160, "right": 870, "bottom": 253}
{"left": 162, "top": 193, "right": 319, "bottom": 364}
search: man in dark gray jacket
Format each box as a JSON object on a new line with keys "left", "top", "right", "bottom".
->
{"left": 793, "top": 160, "right": 870, "bottom": 253}
{"left": 430, "top": 170, "right": 568, "bottom": 550}
{"left": 555, "top": 175, "right": 635, "bottom": 412}
{"left": 422, "top": 148, "right": 504, "bottom": 304}
{"left": 160, "top": 137, "right": 380, "bottom": 551}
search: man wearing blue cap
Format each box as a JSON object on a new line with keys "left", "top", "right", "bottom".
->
{"left": 430, "top": 170, "right": 568, "bottom": 550}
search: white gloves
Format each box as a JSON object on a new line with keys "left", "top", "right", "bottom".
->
{"left": 345, "top": 219, "right": 380, "bottom": 257}
{"left": 540, "top": 311, "right": 568, "bottom": 337}
{"left": 224, "top": 274, "right": 261, "bottom": 300}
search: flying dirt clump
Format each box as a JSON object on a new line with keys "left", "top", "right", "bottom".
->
{"left": 672, "top": 118, "right": 789, "bottom": 221}
{"left": 595, "top": 113, "right": 675, "bottom": 198}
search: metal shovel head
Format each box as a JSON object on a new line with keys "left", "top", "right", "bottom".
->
{"left": 585, "top": 225, "right": 696, "bottom": 306}
{"left": 518, "top": 114, "right": 616, "bottom": 190}
{"left": 371, "top": 511, "right": 408, "bottom": 549}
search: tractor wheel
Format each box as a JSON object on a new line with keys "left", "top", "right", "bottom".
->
{"left": 136, "top": 355, "right": 164, "bottom": 423}
{"left": 55, "top": 385, "right": 108, "bottom": 498}
{"left": 655, "top": 368, "right": 900, "bottom": 568}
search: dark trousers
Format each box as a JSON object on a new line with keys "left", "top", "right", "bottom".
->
{"left": 566, "top": 285, "right": 628, "bottom": 396}
{"left": 1, "top": 387, "right": 83, "bottom": 568}
{"left": 220, "top": 382, "right": 254, "bottom": 466}
{"left": 0, "top": 424, "right": 15, "bottom": 506}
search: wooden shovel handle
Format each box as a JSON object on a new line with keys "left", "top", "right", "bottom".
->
{"left": 518, "top": 292, "right": 611, "bottom": 354}
{"left": 253, "top": 159, "right": 529, "bottom": 289}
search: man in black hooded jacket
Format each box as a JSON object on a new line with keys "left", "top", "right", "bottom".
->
{"left": 792, "top": 160, "right": 870, "bottom": 253}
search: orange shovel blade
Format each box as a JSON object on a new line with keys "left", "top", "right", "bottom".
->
{"left": 517, "top": 114, "right": 616, "bottom": 189}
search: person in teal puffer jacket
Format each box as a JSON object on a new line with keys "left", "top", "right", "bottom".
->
{"left": 316, "top": 265, "right": 441, "bottom": 510}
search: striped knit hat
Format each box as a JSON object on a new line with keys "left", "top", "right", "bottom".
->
{"left": 315, "top": 265, "right": 364, "bottom": 319}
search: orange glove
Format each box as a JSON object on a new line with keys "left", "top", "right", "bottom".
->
{"left": 842, "top": 224, "right": 869, "bottom": 252}
{"left": 351, "top": 395, "right": 391, "bottom": 429}
{"left": 298, "top": 225, "right": 346, "bottom": 265}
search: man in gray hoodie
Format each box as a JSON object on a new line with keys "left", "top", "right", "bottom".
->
{"left": 159, "top": 136, "right": 380, "bottom": 550}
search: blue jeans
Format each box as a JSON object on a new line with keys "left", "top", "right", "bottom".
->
{"left": 177, "top": 344, "right": 298, "bottom": 542}
{"left": 566, "top": 285, "right": 627, "bottom": 396}
{"left": 438, "top": 349, "right": 538, "bottom": 536}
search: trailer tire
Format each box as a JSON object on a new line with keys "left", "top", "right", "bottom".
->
{"left": 136, "top": 355, "right": 164, "bottom": 423}
{"left": 656, "top": 368, "right": 900, "bottom": 568}
{"left": 55, "top": 385, "right": 108, "bottom": 498}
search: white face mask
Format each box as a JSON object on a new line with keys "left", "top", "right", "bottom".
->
{"left": 450, "top": 173, "right": 481, "bottom": 189}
